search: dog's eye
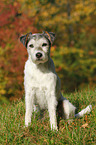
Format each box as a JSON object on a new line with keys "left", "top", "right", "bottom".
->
{"left": 29, "top": 44, "right": 34, "bottom": 48}
{"left": 42, "top": 43, "right": 47, "bottom": 47}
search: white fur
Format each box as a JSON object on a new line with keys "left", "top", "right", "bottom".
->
{"left": 75, "top": 105, "right": 92, "bottom": 118}
{"left": 24, "top": 35, "right": 92, "bottom": 130}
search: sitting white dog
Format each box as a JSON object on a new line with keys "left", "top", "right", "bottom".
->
{"left": 20, "top": 31, "right": 92, "bottom": 130}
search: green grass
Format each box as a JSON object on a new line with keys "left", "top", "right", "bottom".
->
{"left": 0, "top": 88, "right": 96, "bottom": 145}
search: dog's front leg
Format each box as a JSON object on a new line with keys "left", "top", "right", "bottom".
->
{"left": 25, "top": 90, "right": 35, "bottom": 127}
{"left": 47, "top": 92, "right": 58, "bottom": 130}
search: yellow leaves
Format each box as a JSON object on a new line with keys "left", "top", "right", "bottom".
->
{"left": 0, "top": 78, "right": 6, "bottom": 96}
{"left": 51, "top": 46, "right": 55, "bottom": 52}
{"left": 0, "top": 96, "right": 9, "bottom": 104}
{"left": 75, "top": 2, "right": 84, "bottom": 10}
{"left": 49, "top": 6, "right": 57, "bottom": 15}
{"left": 74, "top": 0, "right": 95, "bottom": 19}
{"left": 53, "top": 15, "right": 62, "bottom": 23}
{"left": 83, "top": 6, "right": 95, "bottom": 16}
{"left": 0, "top": 69, "right": 8, "bottom": 97}
{"left": 59, "top": 46, "right": 68, "bottom": 55}
{"left": 13, "top": 2, "right": 18, "bottom": 7}
{"left": 59, "top": 46, "right": 84, "bottom": 57}
{"left": 8, "top": 89, "right": 13, "bottom": 94}
{"left": 0, "top": 89, "right": 6, "bottom": 95}
{"left": 42, "top": 11, "right": 49, "bottom": 18}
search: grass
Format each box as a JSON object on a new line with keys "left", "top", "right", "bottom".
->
{"left": 0, "top": 87, "right": 96, "bottom": 145}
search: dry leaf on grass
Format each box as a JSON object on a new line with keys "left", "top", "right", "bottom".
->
{"left": 81, "top": 123, "right": 88, "bottom": 128}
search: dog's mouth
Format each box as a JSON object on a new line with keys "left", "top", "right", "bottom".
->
{"left": 35, "top": 57, "right": 48, "bottom": 64}
{"left": 36, "top": 58, "right": 43, "bottom": 61}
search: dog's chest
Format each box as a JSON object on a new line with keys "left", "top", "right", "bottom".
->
{"left": 24, "top": 60, "right": 57, "bottom": 109}
{"left": 30, "top": 72, "right": 55, "bottom": 109}
{"left": 35, "top": 86, "right": 48, "bottom": 109}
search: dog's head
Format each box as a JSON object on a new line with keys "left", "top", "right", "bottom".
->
{"left": 20, "top": 31, "right": 55, "bottom": 64}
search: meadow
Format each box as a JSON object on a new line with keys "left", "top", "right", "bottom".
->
{"left": 0, "top": 88, "right": 96, "bottom": 145}
{"left": 0, "top": 1, "right": 96, "bottom": 144}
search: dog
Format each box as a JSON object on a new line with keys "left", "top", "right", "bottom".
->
{"left": 20, "top": 31, "right": 92, "bottom": 130}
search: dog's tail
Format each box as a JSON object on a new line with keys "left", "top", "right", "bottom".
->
{"left": 75, "top": 105, "right": 92, "bottom": 118}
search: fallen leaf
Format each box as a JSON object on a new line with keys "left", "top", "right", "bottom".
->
{"left": 81, "top": 123, "right": 88, "bottom": 128}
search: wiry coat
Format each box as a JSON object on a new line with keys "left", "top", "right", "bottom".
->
{"left": 20, "top": 32, "right": 92, "bottom": 130}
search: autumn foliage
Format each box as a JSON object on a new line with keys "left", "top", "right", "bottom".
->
{"left": 0, "top": 0, "right": 96, "bottom": 102}
{"left": 0, "top": 0, "right": 37, "bottom": 102}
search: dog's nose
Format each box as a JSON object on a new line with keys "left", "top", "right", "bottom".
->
{"left": 36, "top": 52, "right": 42, "bottom": 59}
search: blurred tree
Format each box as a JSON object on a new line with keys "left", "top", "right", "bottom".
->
{"left": 18, "top": 0, "right": 96, "bottom": 91}
{"left": 0, "top": 0, "right": 37, "bottom": 101}
{"left": 0, "top": 0, "right": 96, "bottom": 103}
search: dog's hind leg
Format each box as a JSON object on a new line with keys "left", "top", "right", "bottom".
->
{"left": 59, "top": 96, "right": 92, "bottom": 119}
{"left": 58, "top": 95, "right": 76, "bottom": 120}
{"left": 75, "top": 105, "right": 92, "bottom": 118}
{"left": 62, "top": 100, "right": 76, "bottom": 119}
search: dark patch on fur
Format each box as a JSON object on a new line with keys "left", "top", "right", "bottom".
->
{"left": 20, "top": 32, "right": 54, "bottom": 49}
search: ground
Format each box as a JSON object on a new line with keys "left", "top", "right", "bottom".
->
{"left": 0, "top": 87, "right": 96, "bottom": 144}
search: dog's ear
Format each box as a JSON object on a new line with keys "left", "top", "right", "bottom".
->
{"left": 20, "top": 32, "right": 32, "bottom": 47}
{"left": 43, "top": 31, "right": 55, "bottom": 44}
{"left": 48, "top": 32, "right": 55, "bottom": 43}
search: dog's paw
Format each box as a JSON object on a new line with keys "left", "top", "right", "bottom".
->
{"left": 51, "top": 124, "right": 58, "bottom": 131}
{"left": 75, "top": 105, "right": 92, "bottom": 118}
